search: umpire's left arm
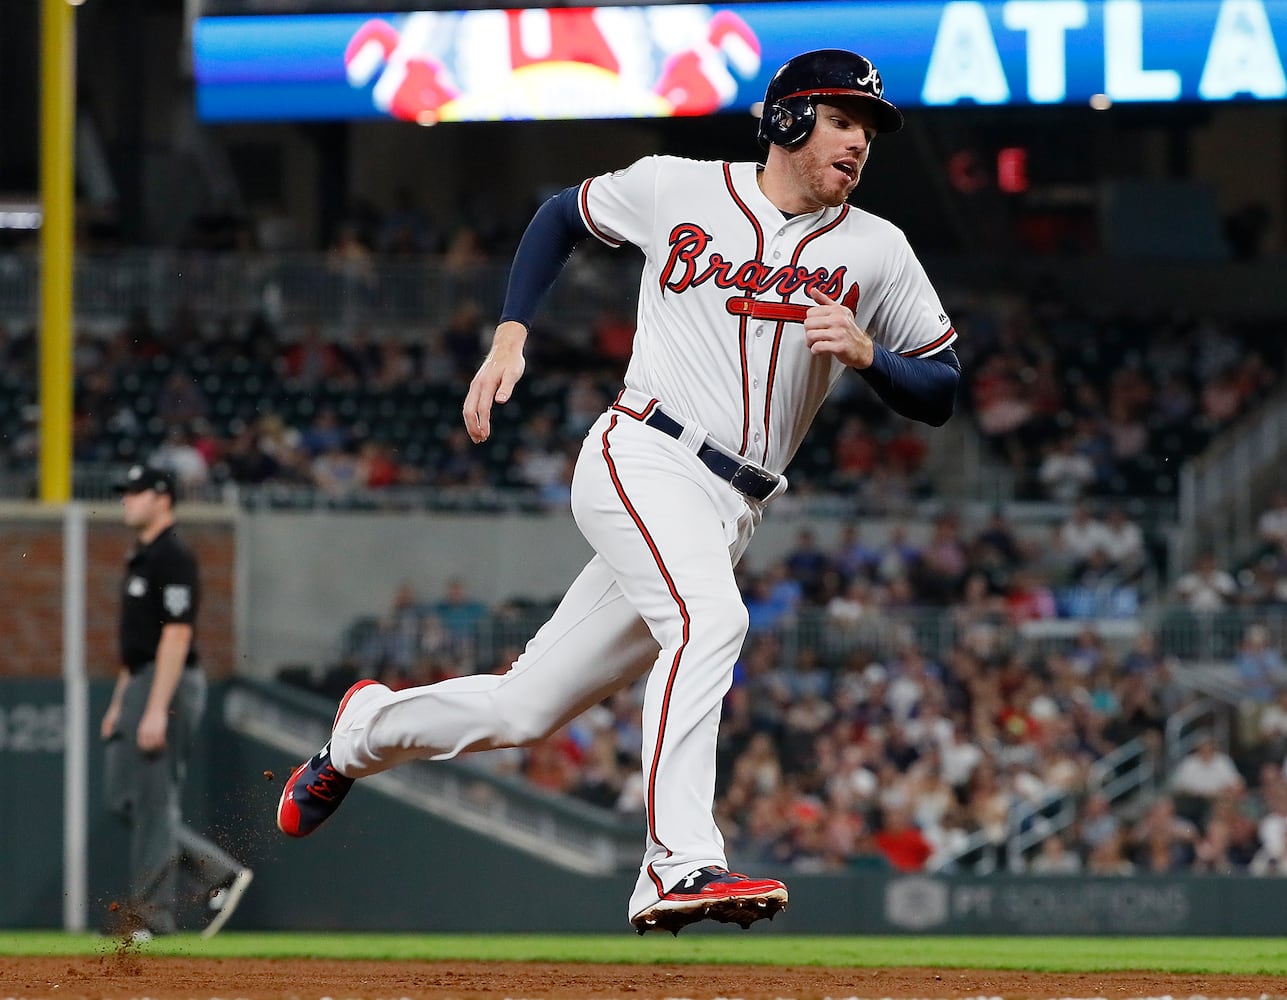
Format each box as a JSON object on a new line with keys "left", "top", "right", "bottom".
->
{"left": 136, "top": 623, "right": 192, "bottom": 752}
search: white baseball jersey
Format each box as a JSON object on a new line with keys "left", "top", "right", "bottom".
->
{"left": 578, "top": 155, "right": 956, "bottom": 473}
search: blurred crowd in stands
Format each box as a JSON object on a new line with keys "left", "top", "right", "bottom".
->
{"left": 1, "top": 222, "right": 1283, "bottom": 509}
{"left": 0, "top": 299, "right": 929, "bottom": 509}
{"left": 313, "top": 493, "right": 1287, "bottom": 879}
{"left": 954, "top": 288, "right": 1283, "bottom": 502}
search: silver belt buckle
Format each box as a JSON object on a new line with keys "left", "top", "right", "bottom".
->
{"left": 729, "top": 463, "right": 779, "bottom": 501}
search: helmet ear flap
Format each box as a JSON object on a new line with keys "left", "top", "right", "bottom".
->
{"left": 769, "top": 104, "right": 795, "bottom": 133}
{"left": 758, "top": 97, "right": 815, "bottom": 149}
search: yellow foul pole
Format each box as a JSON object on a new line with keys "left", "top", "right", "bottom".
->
{"left": 39, "top": 0, "right": 76, "bottom": 503}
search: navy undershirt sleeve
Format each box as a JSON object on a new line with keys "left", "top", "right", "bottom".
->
{"left": 499, "top": 186, "right": 592, "bottom": 327}
{"left": 858, "top": 343, "right": 961, "bottom": 427}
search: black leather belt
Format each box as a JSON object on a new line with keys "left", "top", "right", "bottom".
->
{"left": 618, "top": 404, "right": 783, "bottom": 503}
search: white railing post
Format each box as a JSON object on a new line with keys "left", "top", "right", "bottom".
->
{"left": 62, "top": 501, "right": 88, "bottom": 931}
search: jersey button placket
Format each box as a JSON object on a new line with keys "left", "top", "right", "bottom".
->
{"left": 750, "top": 232, "right": 788, "bottom": 458}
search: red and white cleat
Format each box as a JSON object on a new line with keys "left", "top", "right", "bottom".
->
{"left": 630, "top": 866, "right": 788, "bottom": 935}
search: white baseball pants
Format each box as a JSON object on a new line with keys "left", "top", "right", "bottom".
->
{"left": 331, "top": 401, "right": 762, "bottom": 920}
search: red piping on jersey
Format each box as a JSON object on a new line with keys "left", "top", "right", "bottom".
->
{"left": 723, "top": 162, "right": 763, "bottom": 457}
{"left": 610, "top": 389, "right": 658, "bottom": 421}
{"left": 579, "top": 178, "right": 622, "bottom": 247}
{"left": 757, "top": 206, "right": 851, "bottom": 466}
{"left": 789, "top": 206, "right": 849, "bottom": 262}
{"left": 902, "top": 326, "right": 957, "bottom": 357}
{"left": 762, "top": 316, "right": 786, "bottom": 467}
{"left": 600, "top": 413, "right": 688, "bottom": 893}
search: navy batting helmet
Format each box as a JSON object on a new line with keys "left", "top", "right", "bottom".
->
{"left": 757, "top": 49, "right": 903, "bottom": 149}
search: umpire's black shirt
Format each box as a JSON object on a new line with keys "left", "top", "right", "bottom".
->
{"left": 120, "top": 526, "right": 201, "bottom": 673}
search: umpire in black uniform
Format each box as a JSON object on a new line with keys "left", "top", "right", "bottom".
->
{"left": 101, "top": 464, "right": 252, "bottom": 939}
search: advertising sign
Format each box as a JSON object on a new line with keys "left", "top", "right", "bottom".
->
{"left": 194, "top": 1, "right": 1287, "bottom": 122}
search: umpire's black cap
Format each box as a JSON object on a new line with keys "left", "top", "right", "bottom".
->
{"left": 114, "top": 464, "right": 179, "bottom": 502}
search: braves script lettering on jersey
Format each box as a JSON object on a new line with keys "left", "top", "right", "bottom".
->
{"left": 277, "top": 48, "right": 961, "bottom": 937}
{"left": 583, "top": 157, "right": 955, "bottom": 470}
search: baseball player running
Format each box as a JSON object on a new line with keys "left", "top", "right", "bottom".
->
{"left": 278, "top": 49, "right": 960, "bottom": 935}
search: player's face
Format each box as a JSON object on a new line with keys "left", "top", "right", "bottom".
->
{"left": 791, "top": 100, "right": 877, "bottom": 209}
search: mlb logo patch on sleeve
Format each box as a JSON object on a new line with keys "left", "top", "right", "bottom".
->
{"left": 164, "top": 585, "right": 191, "bottom": 616}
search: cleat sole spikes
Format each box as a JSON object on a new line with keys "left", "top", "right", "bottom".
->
{"left": 630, "top": 906, "right": 711, "bottom": 936}
{"left": 629, "top": 869, "right": 788, "bottom": 935}
{"left": 705, "top": 894, "right": 787, "bottom": 930}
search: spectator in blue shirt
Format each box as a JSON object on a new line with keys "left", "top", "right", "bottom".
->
{"left": 1235, "top": 624, "right": 1287, "bottom": 700}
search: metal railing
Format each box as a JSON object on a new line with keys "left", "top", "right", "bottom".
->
{"left": 1004, "top": 792, "right": 1081, "bottom": 872}
{"left": 930, "top": 736, "right": 1156, "bottom": 876}
{"left": 1087, "top": 737, "right": 1156, "bottom": 808}
{"left": 0, "top": 249, "right": 637, "bottom": 331}
{"left": 327, "top": 598, "right": 1287, "bottom": 683}
{"left": 929, "top": 827, "right": 998, "bottom": 875}
{"left": 1177, "top": 387, "right": 1287, "bottom": 576}
{"left": 1152, "top": 605, "right": 1287, "bottom": 661}
{"left": 1173, "top": 661, "right": 1251, "bottom": 707}
{"left": 1164, "top": 697, "right": 1230, "bottom": 770}
{"left": 9, "top": 250, "right": 1287, "bottom": 327}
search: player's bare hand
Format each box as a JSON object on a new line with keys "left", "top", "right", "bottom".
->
{"left": 804, "top": 285, "right": 874, "bottom": 369}
{"left": 463, "top": 322, "right": 528, "bottom": 443}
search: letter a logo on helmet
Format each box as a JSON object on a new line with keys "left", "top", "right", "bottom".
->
{"left": 757, "top": 49, "right": 903, "bottom": 150}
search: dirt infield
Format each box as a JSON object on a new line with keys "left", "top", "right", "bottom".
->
{"left": 6, "top": 956, "right": 1287, "bottom": 1000}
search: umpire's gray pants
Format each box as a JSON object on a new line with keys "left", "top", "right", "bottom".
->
{"left": 104, "top": 664, "right": 241, "bottom": 934}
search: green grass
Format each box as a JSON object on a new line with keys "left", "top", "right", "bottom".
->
{"left": 3, "top": 933, "right": 1287, "bottom": 974}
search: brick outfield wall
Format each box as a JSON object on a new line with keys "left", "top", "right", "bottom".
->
{"left": 0, "top": 513, "right": 235, "bottom": 680}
